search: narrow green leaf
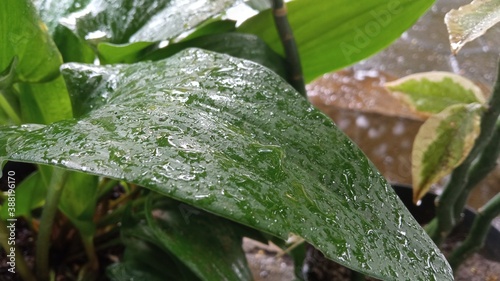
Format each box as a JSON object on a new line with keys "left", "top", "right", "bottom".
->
{"left": 0, "top": 0, "right": 62, "bottom": 83}
{"left": 384, "top": 71, "right": 485, "bottom": 115}
{"left": 412, "top": 103, "right": 483, "bottom": 203}
{"left": 445, "top": 0, "right": 500, "bottom": 54}
{"left": 237, "top": 0, "right": 434, "bottom": 82}
{"left": 97, "top": 42, "right": 156, "bottom": 64}
{"left": 0, "top": 87, "right": 22, "bottom": 125}
{"left": 0, "top": 49, "right": 452, "bottom": 280}
{"left": 59, "top": 171, "right": 99, "bottom": 237}
{"left": 0, "top": 171, "right": 46, "bottom": 220}
{"left": 18, "top": 76, "right": 73, "bottom": 124}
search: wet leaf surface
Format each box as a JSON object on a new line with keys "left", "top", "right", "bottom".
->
{"left": 445, "top": 0, "right": 500, "bottom": 54}
{"left": 412, "top": 103, "right": 483, "bottom": 203}
{"left": 0, "top": 49, "right": 452, "bottom": 280}
{"left": 61, "top": 0, "right": 241, "bottom": 44}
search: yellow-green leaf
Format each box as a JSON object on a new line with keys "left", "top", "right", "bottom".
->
{"left": 445, "top": 0, "right": 500, "bottom": 54}
{"left": 412, "top": 103, "right": 483, "bottom": 203}
{"left": 385, "top": 71, "right": 485, "bottom": 115}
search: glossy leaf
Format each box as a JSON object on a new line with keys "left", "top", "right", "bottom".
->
{"left": 412, "top": 103, "right": 483, "bottom": 203}
{"left": 445, "top": 0, "right": 500, "bottom": 54}
{"left": 139, "top": 195, "right": 253, "bottom": 281}
{"left": 384, "top": 71, "right": 485, "bottom": 115}
{"left": 34, "top": 0, "right": 92, "bottom": 34}
{"left": 0, "top": 0, "right": 62, "bottom": 83}
{"left": 18, "top": 76, "right": 73, "bottom": 124}
{"left": 142, "top": 33, "right": 286, "bottom": 78}
{"left": 61, "top": 0, "right": 241, "bottom": 45}
{"left": 237, "top": 0, "right": 434, "bottom": 82}
{"left": 33, "top": 0, "right": 96, "bottom": 63}
{"left": 0, "top": 49, "right": 452, "bottom": 280}
{"left": 108, "top": 215, "right": 202, "bottom": 281}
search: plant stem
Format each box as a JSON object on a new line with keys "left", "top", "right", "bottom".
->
{"left": 447, "top": 193, "right": 500, "bottom": 270}
{"left": 271, "top": 0, "right": 305, "bottom": 96}
{"left": 453, "top": 120, "right": 500, "bottom": 220}
{"left": 0, "top": 88, "right": 21, "bottom": 125}
{"left": 430, "top": 59, "right": 500, "bottom": 245}
{"left": 36, "top": 168, "right": 68, "bottom": 281}
{"left": 77, "top": 233, "right": 99, "bottom": 280}
{"left": 0, "top": 219, "right": 37, "bottom": 281}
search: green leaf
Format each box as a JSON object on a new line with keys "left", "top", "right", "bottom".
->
{"left": 108, "top": 230, "right": 202, "bottom": 281}
{"left": 445, "top": 0, "right": 500, "bottom": 54}
{"left": 0, "top": 171, "right": 46, "bottom": 220}
{"left": 0, "top": 0, "right": 63, "bottom": 83}
{"left": 237, "top": 0, "right": 434, "bottom": 82}
{"left": 18, "top": 76, "right": 73, "bottom": 124}
{"left": 0, "top": 49, "right": 452, "bottom": 280}
{"left": 412, "top": 103, "right": 483, "bottom": 203}
{"left": 33, "top": 0, "right": 96, "bottom": 63}
{"left": 97, "top": 20, "right": 237, "bottom": 65}
{"left": 97, "top": 42, "right": 156, "bottom": 64}
{"left": 62, "top": 0, "right": 241, "bottom": 45}
{"left": 53, "top": 26, "right": 96, "bottom": 64}
{"left": 142, "top": 33, "right": 287, "bottom": 78}
{"left": 384, "top": 71, "right": 485, "bottom": 115}
{"left": 138, "top": 195, "right": 253, "bottom": 281}
{"left": 59, "top": 171, "right": 99, "bottom": 237}
{"left": 0, "top": 87, "right": 22, "bottom": 126}
{"left": 34, "top": 0, "right": 92, "bottom": 34}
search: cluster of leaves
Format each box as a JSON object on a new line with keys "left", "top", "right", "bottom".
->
{"left": 385, "top": 71, "right": 486, "bottom": 203}
{"left": 0, "top": 0, "right": 456, "bottom": 281}
{"left": 384, "top": 0, "right": 500, "bottom": 270}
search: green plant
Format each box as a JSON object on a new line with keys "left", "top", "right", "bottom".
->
{"left": 0, "top": 0, "right": 457, "bottom": 280}
{"left": 383, "top": 0, "right": 500, "bottom": 272}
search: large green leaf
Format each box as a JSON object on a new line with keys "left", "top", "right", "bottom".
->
{"left": 18, "top": 76, "right": 73, "bottom": 124}
{"left": 0, "top": 0, "right": 62, "bottom": 84}
{"left": 237, "top": 0, "right": 435, "bottom": 82}
{"left": 61, "top": 0, "right": 241, "bottom": 44}
{"left": 0, "top": 49, "right": 452, "bottom": 280}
